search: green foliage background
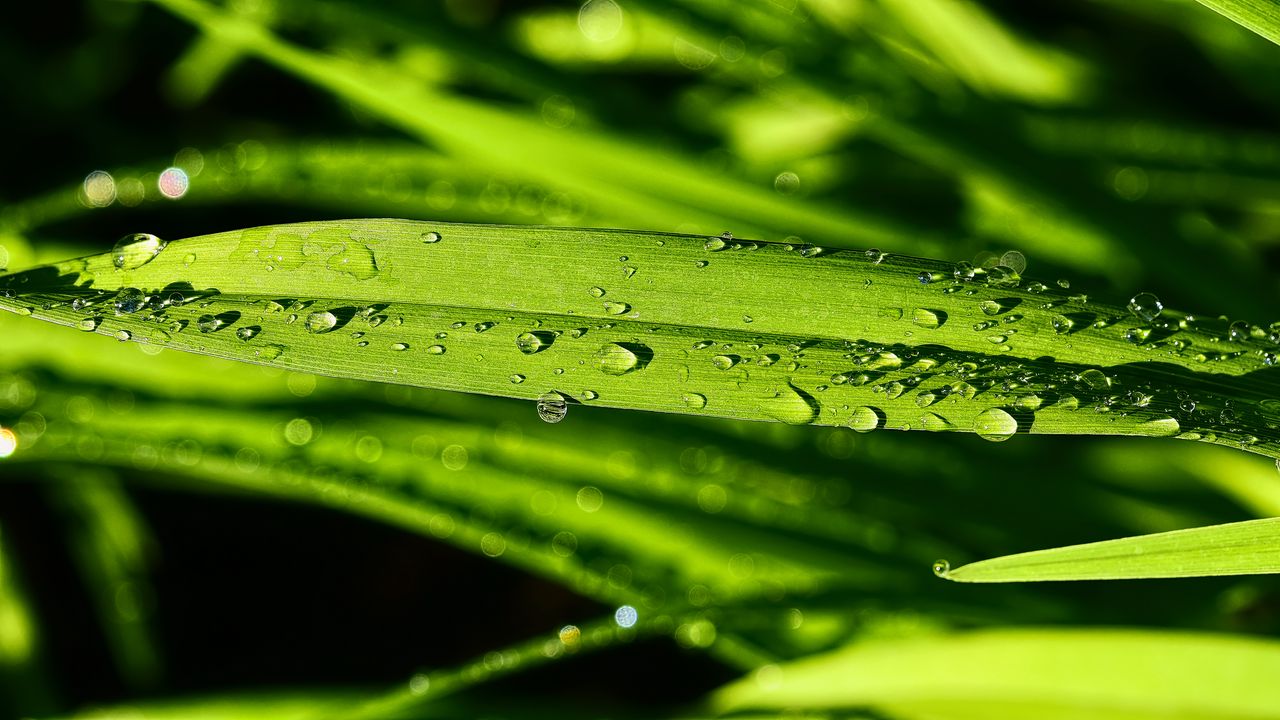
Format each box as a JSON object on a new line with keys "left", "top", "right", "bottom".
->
{"left": 4, "top": 0, "right": 1280, "bottom": 718}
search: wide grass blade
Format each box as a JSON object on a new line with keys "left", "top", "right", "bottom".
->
{"left": 938, "top": 516, "right": 1280, "bottom": 582}
{"left": 3, "top": 220, "right": 1280, "bottom": 457}
{"left": 1194, "top": 0, "right": 1280, "bottom": 46}
{"left": 713, "top": 628, "right": 1280, "bottom": 720}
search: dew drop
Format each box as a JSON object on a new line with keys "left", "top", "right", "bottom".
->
{"left": 197, "top": 314, "right": 223, "bottom": 333}
{"left": 759, "top": 383, "right": 819, "bottom": 425}
{"left": 596, "top": 342, "right": 648, "bottom": 375}
{"left": 509, "top": 373, "right": 525, "bottom": 384}
{"left": 78, "top": 317, "right": 100, "bottom": 332}
{"left": 973, "top": 407, "right": 1017, "bottom": 442}
{"left": 426, "top": 344, "right": 446, "bottom": 355}
{"left": 603, "top": 301, "right": 630, "bottom": 315}
{"left": 537, "top": 391, "right": 568, "bottom": 423}
{"left": 1127, "top": 292, "right": 1163, "bottom": 323}
{"left": 1077, "top": 368, "right": 1111, "bottom": 389}
{"left": 1137, "top": 416, "right": 1180, "bottom": 437}
{"left": 1050, "top": 314, "right": 1075, "bottom": 334}
{"left": 848, "top": 405, "right": 883, "bottom": 432}
{"left": 979, "top": 300, "right": 1006, "bottom": 316}
{"left": 1124, "top": 327, "right": 1150, "bottom": 344}
{"left": 112, "top": 233, "right": 166, "bottom": 270}
{"left": 516, "top": 331, "right": 554, "bottom": 354}
{"left": 112, "top": 288, "right": 146, "bottom": 315}
{"left": 114, "top": 329, "right": 131, "bottom": 342}
{"left": 711, "top": 354, "right": 739, "bottom": 370}
{"left": 421, "top": 231, "right": 442, "bottom": 244}
{"left": 912, "top": 308, "right": 946, "bottom": 329}
{"left": 682, "top": 392, "right": 707, "bottom": 409}
{"left": 236, "top": 326, "right": 260, "bottom": 341}
{"left": 589, "top": 286, "right": 606, "bottom": 298}
{"left": 392, "top": 342, "right": 410, "bottom": 351}
{"left": 932, "top": 559, "right": 950, "bottom": 577}
{"left": 865, "top": 248, "right": 886, "bottom": 264}
{"left": 999, "top": 250, "right": 1026, "bottom": 275}
{"left": 704, "top": 237, "right": 728, "bottom": 252}
{"left": 919, "top": 412, "right": 953, "bottom": 431}
{"left": 305, "top": 310, "right": 338, "bottom": 334}
{"left": 582, "top": 390, "right": 599, "bottom": 400}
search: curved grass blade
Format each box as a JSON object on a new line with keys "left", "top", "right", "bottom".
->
{"left": 3, "top": 220, "right": 1280, "bottom": 457}
{"left": 937, "top": 516, "right": 1280, "bottom": 583}
{"left": 1194, "top": 0, "right": 1280, "bottom": 46}
{"left": 713, "top": 628, "right": 1280, "bottom": 720}
{"left": 45, "top": 468, "right": 162, "bottom": 688}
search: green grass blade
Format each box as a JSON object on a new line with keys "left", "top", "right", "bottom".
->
{"left": 713, "top": 628, "right": 1280, "bottom": 719}
{"left": 3, "top": 220, "right": 1280, "bottom": 456}
{"left": 45, "top": 468, "right": 162, "bottom": 688}
{"left": 1194, "top": 0, "right": 1280, "bottom": 46}
{"left": 937, "top": 516, "right": 1280, "bottom": 582}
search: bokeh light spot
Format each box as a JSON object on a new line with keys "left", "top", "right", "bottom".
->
{"left": 614, "top": 605, "right": 638, "bottom": 628}
{"left": 158, "top": 167, "right": 190, "bottom": 199}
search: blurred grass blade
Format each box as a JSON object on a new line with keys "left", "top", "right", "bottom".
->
{"left": 0, "top": 521, "right": 57, "bottom": 718}
{"left": 3, "top": 220, "right": 1280, "bottom": 456}
{"left": 1194, "top": 0, "right": 1280, "bottom": 46}
{"left": 46, "top": 468, "right": 162, "bottom": 687}
{"left": 713, "top": 628, "right": 1280, "bottom": 720}
{"left": 938, "top": 516, "right": 1280, "bottom": 582}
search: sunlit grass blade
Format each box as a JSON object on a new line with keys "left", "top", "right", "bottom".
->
{"left": 3, "top": 220, "right": 1280, "bottom": 457}
{"left": 713, "top": 628, "right": 1280, "bottom": 720}
{"left": 937, "top": 516, "right": 1280, "bottom": 582}
{"left": 1194, "top": 0, "right": 1280, "bottom": 46}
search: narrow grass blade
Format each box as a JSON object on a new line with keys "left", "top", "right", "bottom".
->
{"left": 1194, "top": 0, "right": 1280, "bottom": 46}
{"left": 713, "top": 628, "right": 1280, "bottom": 720}
{"left": 937, "top": 516, "right": 1280, "bottom": 582}
{"left": 46, "top": 468, "right": 162, "bottom": 687}
{"left": 3, "top": 220, "right": 1280, "bottom": 457}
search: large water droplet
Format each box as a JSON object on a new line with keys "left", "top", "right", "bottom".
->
{"left": 848, "top": 406, "right": 884, "bottom": 432}
{"left": 1137, "top": 416, "right": 1180, "bottom": 437}
{"left": 596, "top": 342, "right": 650, "bottom": 375}
{"left": 236, "top": 326, "right": 260, "bottom": 341}
{"left": 919, "top": 412, "right": 953, "bottom": 431}
{"left": 537, "top": 391, "right": 568, "bottom": 423}
{"left": 113, "top": 288, "right": 146, "bottom": 315}
{"left": 1077, "top": 368, "right": 1110, "bottom": 390}
{"left": 78, "top": 317, "right": 100, "bottom": 332}
{"left": 1050, "top": 314, "right": 1074, "bottom": 334}
{"left": 603, "top": 301, "right": 630, "bottom": 315}
{"left": 973, "top": 407, "right": 1017, "bottom": 442}
{"left": 112, "top": 233, "right": 166, "bottom": 270}
{"left": 759, "top": 383, "right": 819, "bottom": 425}
{"left": 682, "top": 392, "right": 707, "bottom": 409}
{"left": 306, "top": 311, "right": 338, "bottom": 334}
{"left": 932, "top": 559, "right": 950, "bottom": 577}
{"left": 711, "top": 354, "right": 739, "bottom": 370}
{"left": 913, "top": 308, "right": 946, "bottom": 329}
{"left": 1127, "top": 292, "right": 1163, "bottom": 323}
{"left": 516, "top": 331, "right": 554, "bottom": 354}
{"left": 999, "top": 250, "right": 1026, "bottom": 275}
{"left": 197, "top": 314, "right": 223, "bottom": 333}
